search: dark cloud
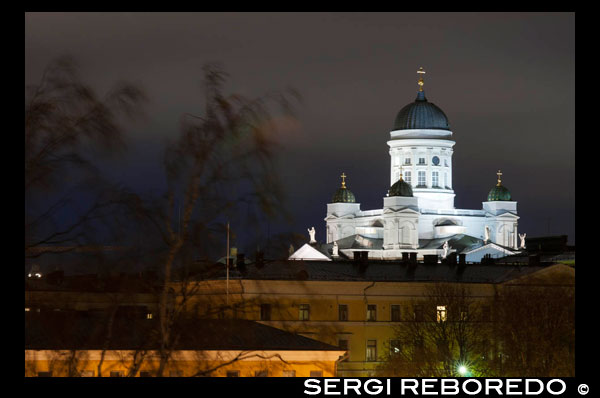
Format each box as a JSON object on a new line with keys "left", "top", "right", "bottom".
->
{"left": 25, "top": 12, "right": 575, "bottom": 245}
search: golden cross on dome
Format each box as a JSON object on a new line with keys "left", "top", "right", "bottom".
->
{"left": 340, "top": 172, "right": 347, "bottom": 188}
{"left": 417, "top": 67, "right": 426, "bottom": 92}
{"left": 399, "top": 165, "right": 404, "bottom": 181}
{"left": 496, "top": 169, "right": 503, "bottom": 186}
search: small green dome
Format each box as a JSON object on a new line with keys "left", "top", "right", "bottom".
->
{"left": 487, "top": 185, "right": 511, "bottom": 201}
{"left": 389, "top": 178, "right": 413, "bottom": 197}
{"left": 332, "top": 187, "right": 356, "bottom": 203}
{"left": 487, "top": 170, "right": 512, "bottom": 201}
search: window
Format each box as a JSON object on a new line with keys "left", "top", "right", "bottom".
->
{"left": 391, "top": 305, "right": 401, "bottom": 322}
{"left": 338, "top": 339, "right": 349, "bottom": 351}
{"left": 417, "top": 171, "right": 426, "bottom": 187}
{"left": 460, "top": 308, "right": 469, "bottom": 321}
{"left": 404, "top": 157, "right": 411, "bottom": 165}
{"left": 404, "top": 171, "right": 411, "bottom": 184}
{"left": 413, "top": 305, "right": 423, "bottom": 321}
{"left": 367, "top": 304, "right": 377, "bottom": 321}
{"left": 310, "top": 370, "right": 323, "bottom": 377}
{"left": 37, "top": 372, "right": 52, "bottom": 377}
{"left": 282, "top": 370, "right": 296, "bottom": 377}
{"left": 139, "top": 371, "right": 152, "bottom": 377}
{"left": 146, "top": 313, "right": 153, "bottom": 319}
{"left": 260, "top": 303, "right": 272, "bottom": 321}
{"left": 432, "top": 156, "right": 440, "bottom": 165}
{"left": 366, "top": 340, "right": 378, "bottom": 361}
{"left": 299, "top": 304, "right": 310, "bottom": 321}
{"left": 390, "top": 339, "right": 401, "bottom": 355}
{"left": 255, "top": 370, "right": 268, "bottom": 377}
{"left": 110, "top": 371, "right": 124, "bottom": 377}
{"left": 80, "top": 370, "right": 94, "bottom": 377}
{"left": 437, "top": 305, "right": 447, "bottom": 323}
{"left": 444, "top": 159, "right": 448, "bottom": 167}
{"left": 338, "top": 304, "right": 348, "bottom": 321}
{"left": 418, "top": 157, "right": 426, "bottom": 165}
{"left": 169, "top": 370, "right": 183, "bottom": 377}
{"left": 227, "top": 370, "right": 240, "bottom": 377}
{"left": 444, "top": 173, "right": 448, "bottom": 188}
{"left": 432, "top": 171, "right": 439, "bottom": 187}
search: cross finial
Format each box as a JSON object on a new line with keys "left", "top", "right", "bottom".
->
{"left": 399, "top": 165, "right": 404, "bottom": 181}
{"left": 417, "top": 67, "right": 426, "bottom": 92}
{"left": 496, "top": 169, "right": 503, "bottom": 186}
{"left": 340, "top": 172, "right": 347, "bottom": 188}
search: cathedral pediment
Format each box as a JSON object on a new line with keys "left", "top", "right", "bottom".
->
{"left": 383, "top": 207, "right": 419, "bottom": 215}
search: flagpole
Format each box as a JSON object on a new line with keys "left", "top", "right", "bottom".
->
{"left": 226, "top": 222, "right": 229, "bottom": 306}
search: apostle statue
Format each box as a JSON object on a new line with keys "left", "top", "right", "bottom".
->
{"left": 308, "top": 227, "right": 316, "bottom": 244}
{"left": 519, "top": 233, "right": 527, "bottom": 249}
{"left": 442, "top": 240, "right": 449, "bottom": 259}
{"left": 332, "top": 241, "right": 339, "bottom": 257}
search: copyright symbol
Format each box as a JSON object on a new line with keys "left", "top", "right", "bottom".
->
{"left": 578, "top": 384, "right": 589, "bottom": 395}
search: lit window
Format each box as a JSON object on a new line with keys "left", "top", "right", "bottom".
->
{"left": 418, "top": 171, "right": 426, "bottom": 187}
{"left": 367, "top": 304, "right": 377, "bottom": 321}
{"left": 391, "top": 305, "right": 401, "bottom": 322}
{"left": 390, "top": 339, "right": 401, "bottom": 355}
{"left": 437, "top": 305, "right": 447, "bottom": 323}
{"left": 366, "top": 340, "right": 378, "bottom": 362}
{"left": 460, "top": 308, "right": 468, "bottom": 321}
{"left": 299, "top": 304, "right": 310, "bottom": 321}
{"left": 260, "top": 304, "right": 272, "bottom": 321}
{"left": 432, "top": 171, "right": 439, "bottom": 187}
{"left": 338, "top": 304, "right": 348, "bottom": 321}
{"left": 25, "top": 308, "right": 30, "bottom": 312}
{"left": 310, "top": 370, "right": 323, "bottom": 377}
{"left": 146, "top": 313, "right": 153, "bottom": 319}
{"left": 227, "top": 370, "right": 240, "bottom": 377}
{"left": 282, "top": 370, "right": 296, "bottom": 377}
{"left": 404, "top": 171, "right": 411, "bottom": 184}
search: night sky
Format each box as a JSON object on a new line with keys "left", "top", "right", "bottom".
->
{"left": 25, "top": 12, "right": 575, "bottom": 247}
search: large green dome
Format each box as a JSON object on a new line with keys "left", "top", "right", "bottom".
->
{"left": 389, "top": 178, "right": 413, "bottom": 197}
{"left": 393, "top": 91, "right": 450, "bottom": 131}
{"left": 332, "top": 187, "right": 356, "bottom": 203}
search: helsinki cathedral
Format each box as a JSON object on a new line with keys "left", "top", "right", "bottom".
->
{"left": 290, "top": 68, "right": 524, "bottom": 263}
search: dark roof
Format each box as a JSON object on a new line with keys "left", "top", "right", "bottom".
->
{"left": 393, "top": 91, "right": 450, "bottom": 131}
{"left": 220, "top": 258, "right": 553, "bottom": 284}
{"left": 25, "top": 315, "right": 340, "bottom": 352}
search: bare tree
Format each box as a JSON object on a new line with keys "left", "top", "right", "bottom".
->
{"left": 494, "top": 275, "right": 575, "bottom": 376}
{"left": 25, "top": 55, "right": 146, "bottom": 258}
{"left": 377, "top": 283, "right": 493, "bottom": 377}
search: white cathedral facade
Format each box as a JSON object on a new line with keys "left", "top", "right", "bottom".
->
{"left": 290, "top": 69, "right": 523, "bottom": 263}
